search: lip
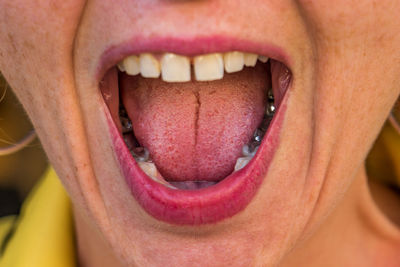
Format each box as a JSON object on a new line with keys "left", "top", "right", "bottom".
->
{"left": 97, "top": 35, "right": 292, "bottom": 81}
{"left": 100, "top": 36, "right": 291, "bottom": 225}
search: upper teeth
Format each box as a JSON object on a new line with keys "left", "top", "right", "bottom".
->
{"left": 140, "top": 53, "right": 161, "bottom": 78}
{"left": 161, "top": 53, "right": 191, "bottom": 82}
{"left": 244, "top": 53, "right": 258, "bottom": 67}
{"left": 193, "top": 53, "right": 224, "bottom": 81}
{"left": 224, "top": 51, "right": 244, "bottom": 73}
{"left": 118, "top": 51, "right": 269, "bottom": 82}
{"left": 258, "top": 55, "right": 269, "bottom": 63}
{"left": 120, "top": 55, "right": 140, "bottom": 75}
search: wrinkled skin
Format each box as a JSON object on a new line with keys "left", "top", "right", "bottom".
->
{"left": 1, "top": 1, "right": 400, "bottom": 266}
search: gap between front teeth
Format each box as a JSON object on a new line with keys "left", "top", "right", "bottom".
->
{"left": 117, "top": 51, "right": 269, "bottom": 82}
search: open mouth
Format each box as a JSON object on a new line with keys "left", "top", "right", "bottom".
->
{"left": 99, "top": 39, "right": 292, "bottom": 225}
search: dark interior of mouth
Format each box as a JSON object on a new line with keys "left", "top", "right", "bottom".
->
{"left": 100, "top": 58, "right": 290, "bottom": 190}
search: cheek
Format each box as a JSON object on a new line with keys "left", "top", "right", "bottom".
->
{"left": 293, "top": 0, "right": 400, "bottom": 240}
{"left": 296, "top": 0, "right": 400, "bottom": 125}
{"left": 0, "top": 0, "right": 86, "bottom": 154}
{"left": 298, "top": 0, "right": 400, "bottom": 46}
{"left": 0, "top": 0, "right": 88, "bottom": 205}
{"left": 0, "top": 0, "right": 86, "bottom": 99}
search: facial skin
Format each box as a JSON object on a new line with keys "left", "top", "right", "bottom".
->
{"left": 1, "top": 0, "right": 400, "bottom": 266}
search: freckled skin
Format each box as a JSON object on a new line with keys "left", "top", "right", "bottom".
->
{"left": 0, "top": 1, "right": 400, "bottom": 266}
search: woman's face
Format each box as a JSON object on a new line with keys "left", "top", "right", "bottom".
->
{"left": 1, "top": 0, "right": 399, "bottom": 266}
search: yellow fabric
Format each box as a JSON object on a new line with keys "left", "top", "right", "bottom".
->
{"left": 0, "top": 167, "right": 76, "bottom": 267}
{"left": 0, "top": 216, "right": 15, "bottom": 247}
{"left": 367, "top": 121, "right": 400, "bottom": 186}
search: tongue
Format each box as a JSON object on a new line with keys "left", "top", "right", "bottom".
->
{"left": 120, "top": 64, "right": 269, "bottom": 181}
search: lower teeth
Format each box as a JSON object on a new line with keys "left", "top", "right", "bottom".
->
{"left": 131, "top": 147, "right": 150, "bottom": 162}
{"left": 120, "top": 106, "right": 152, "bottom": 162}
{"left": 119, "top": 88, "right": 276, "bottom": 186}
{"left": 169, "top": 181, "right": 218, "bottom": 190}
{"left": 120, "top": 108, "right": 133, "bottom": 133}
{"left": 234, "top": 156, "right": 252, "bottom": 171}
{"left": 242, "top": 88, "right": 275, "bottom": 157}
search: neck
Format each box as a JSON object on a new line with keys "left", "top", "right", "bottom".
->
{"left": 74, "top": 208, "right": 123, "bottom": 267}
{"left": 282, "top": 167, "right": 400, "bottom": 267}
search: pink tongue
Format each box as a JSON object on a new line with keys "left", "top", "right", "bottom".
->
{"left": 121, "top": 64, "right": 269, "bottom": 181}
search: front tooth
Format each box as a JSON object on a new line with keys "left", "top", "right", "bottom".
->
{"left": 258, "top": 55, "right": 269, "bottom": 63}
{"left": 138, "top": 161, "right": 176, "bottom": 188}
{"left": 224, "top": 51, "right": 244, "bottom": 73}
{"left": 242, "top": 144, "right": 259, "bottom": 157}
{"left": 244, "top": 53, "right": 258, "bottom": 67}
{"left": 161, "top": 53, "right": 191, "bottom": 82}
{"left": 140, "top": 53, "right": 161, "bottom": 78}
{"left": 117, "top": 62, "right": 125, "bottom": 72}
{"left": 138, "top": 161, "right": 159, "bottom": 180}
{"left": 194, "top": 53, "right": 224, "bottom": 81}
{"left": 234, "top": 157, "right": 252, "bottom": 171}
{"left": 123, "top": 55, "right": 140, "bottom": 75}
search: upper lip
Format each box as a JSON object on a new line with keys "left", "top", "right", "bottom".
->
{"left": 96, "top": 35, "right": 293, "bottom": 81}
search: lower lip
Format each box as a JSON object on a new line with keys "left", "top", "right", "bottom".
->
{"left": 106, "top": 93, "right": 287, "bottom": 225}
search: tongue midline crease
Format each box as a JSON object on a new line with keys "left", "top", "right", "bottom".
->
{"left": 97, "top": 49, "right": 290, "bottom": 189}
{"left": 119, "top": 83, "right": 276, "bottom": 190}
{"left": 97, "top": 57, "right": 290, "bottom": 190}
